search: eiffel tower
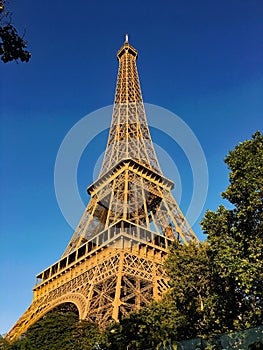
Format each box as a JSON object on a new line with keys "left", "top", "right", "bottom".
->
{"left": 7, "top": 36, "right": 198, "bottom": 341}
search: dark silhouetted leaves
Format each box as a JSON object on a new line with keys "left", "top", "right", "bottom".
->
{"left": 0, "top": 24, "right": 30, "bottom": 63}
{"left": 0, "top": 2, "right": 31, "bottom": 63}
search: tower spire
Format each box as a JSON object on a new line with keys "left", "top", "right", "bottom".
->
{"left": 99, "top": 37, "right": 161, "bottom": 176}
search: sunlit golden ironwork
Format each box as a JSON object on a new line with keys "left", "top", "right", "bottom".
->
{"left": 6, "top": 36, "right": 198, "bottom": 341}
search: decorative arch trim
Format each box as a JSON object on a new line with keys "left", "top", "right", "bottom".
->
{"left": 25, "top": 292, "right": 88, "bottom": 333}
{"left": 42, "top": 292, "right": 88, "bottom": 319}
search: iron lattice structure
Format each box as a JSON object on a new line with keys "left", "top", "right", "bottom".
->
{"left": 7, "top": 37, "right": 198, "bottom": 341}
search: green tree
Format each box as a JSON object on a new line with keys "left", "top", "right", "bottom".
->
{"left": 0, "top": 335, "right": 10, "bottom": 350}
{"left": 9, "top": 311, "right": 78, "bottom": 350}
{"left": 71, "top": 320, "right": 105, "bottom": 350}
{"left": 201, "top": 131, "right": 263, "bottom": 330}
{"left": 4, "top": 311, "right": 104, "bottom": 350}
{"left": 104, "top": 301, "right": 183, "bottom": 350}
{"left": 0, "top": 0, "right": 31, "bottom": 63}
{"left": 165, "top": 241, "right": 215, "bottom": 338}
{"left": 163, "top": 131, "right": 263, "bottom": 340}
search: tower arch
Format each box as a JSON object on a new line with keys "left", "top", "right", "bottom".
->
{"left": 11, "top": 293, "right": 88, "bottom": 339}
{"left": 38, "top": 292, "right": 88, "bottom": 320}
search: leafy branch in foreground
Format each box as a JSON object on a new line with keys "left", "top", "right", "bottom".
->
{"left": 0, "top": 1, "right": 31, "bottom": 63}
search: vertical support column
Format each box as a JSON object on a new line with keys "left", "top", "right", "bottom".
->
{"left": 140, "top": 177, "right": 150, "bottom": 230}
{"left": 105, "top": 178, "right": 116, "bottom": 227}
{"left": 112, "top": 251, "right": 125, "bottom": 321}
{"left": 135, "top": 278, "right": 140, "bottom": 310}
{"left": 152, "top": 262, "right": 160, "bottom": 301}
{"left": 123, "top": 168, "right": 129, "bottom": 220}
{"left": 85, "top": 281, "right": 94, "bottom": 320}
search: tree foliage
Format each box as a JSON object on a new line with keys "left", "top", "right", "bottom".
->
{"left": 103, "top": 302, "right": 185, "bottom": 349}
{"left": 202, "top": 131, "right": 263, "bottom": 330}
{"left": 1, "top": 311, "right": 104, "bottom": 350}
{"left": 159, "top": 131, "right": 263, "bottom": 340}
{"left": 165, "top": 241, "right": 215, "bottom": 337}
{"left": 0, "top": 1, "right": 31, "bottom": 63}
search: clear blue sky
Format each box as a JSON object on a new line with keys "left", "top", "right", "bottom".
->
{"left": 0, "top": 0, "right": 262, "bottom": 335}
